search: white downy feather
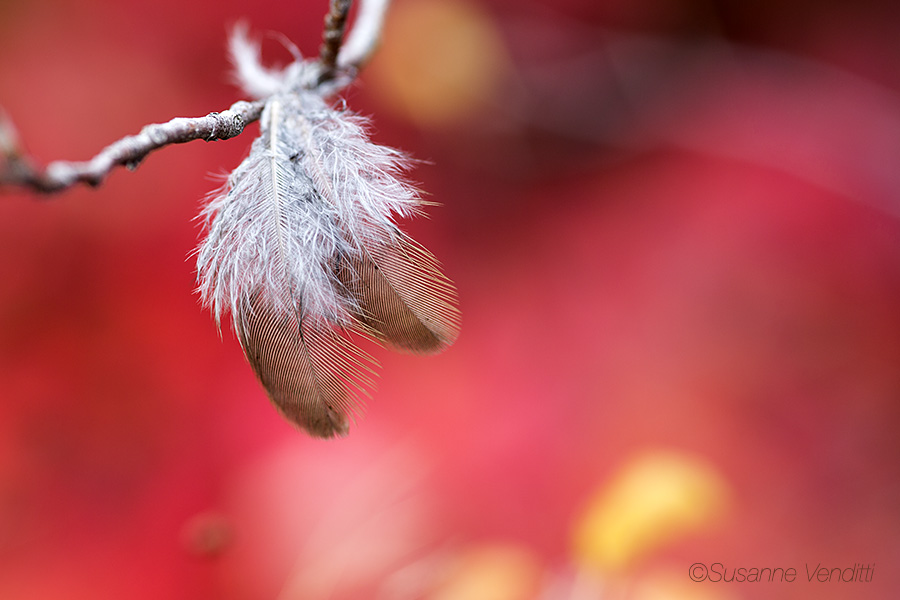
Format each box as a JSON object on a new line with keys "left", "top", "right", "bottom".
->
{"left": 196, "top": 28, "right": 459, "bottom": 437}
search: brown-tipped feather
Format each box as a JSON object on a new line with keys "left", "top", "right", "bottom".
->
{"left": 340, "top": 235, "right": 461, "bottom": 354}
{"left": 234, "top": 296, "right": 372, "bottom": 438}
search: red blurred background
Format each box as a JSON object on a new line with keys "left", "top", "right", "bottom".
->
{"left": 1, "top": 0, "right": 899, "bottom": 599}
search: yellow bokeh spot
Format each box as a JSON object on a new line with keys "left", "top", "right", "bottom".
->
{"left": 428, "top": 543, "right": 542, "bottom": 600}
{"left": 572, "top": 451, "right": 731, "bottom": 573}
{"left": 365, "top": 0, "right": 508, "bottom": 127}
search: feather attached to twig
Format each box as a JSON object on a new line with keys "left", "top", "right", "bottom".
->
{"left": 196, "top": 30, "right": 459, "bottom": 438}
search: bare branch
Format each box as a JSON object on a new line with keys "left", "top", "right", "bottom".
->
{"left": 1, "top": 100, "right": 264, "bottom": 193}
{"left": 338, "top": 0, "right": 392, "bottom": 72}
{"left": 319, "top": 0, "right": 354, "bottom": 82}
{"left": 0, "top": 0, "right": 395, "bottom": 195}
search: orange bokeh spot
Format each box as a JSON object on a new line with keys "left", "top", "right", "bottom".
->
{"left": 365, "top": 0, "right": 509, "bottom": 127}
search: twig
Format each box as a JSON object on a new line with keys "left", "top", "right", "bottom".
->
{"left": 0, "top": 0, "right": 391, "bottom": 195}
{"left": 1, "top": 100, "right": 264, "bottom": 192}
{"left": 319, "top": 0, "right": 354, "bottom": 82}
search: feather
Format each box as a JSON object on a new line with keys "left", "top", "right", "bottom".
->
{"left": 198, "top": 97, "right": 373, "bottom": 437}
{"left": 229, "top": 24, "right": 288, "bottom": 100}
{"left": 198, "top": 97, "right": 352, "bottom": 328}
{"left": 286, "top": 93, "right": 460, "bottom": 352}
{"left": 197, "top": 32, "right": 460, "bottom": 437}
{"left": 235, "top": 294, "right": 372, "bottom": 438}
{"left": 339, "top": 237, "right": 460, "bottom": 353}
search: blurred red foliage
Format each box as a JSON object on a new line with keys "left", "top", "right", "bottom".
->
{"left": 1, "top": 0, "right": 899, "bottom": 599}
